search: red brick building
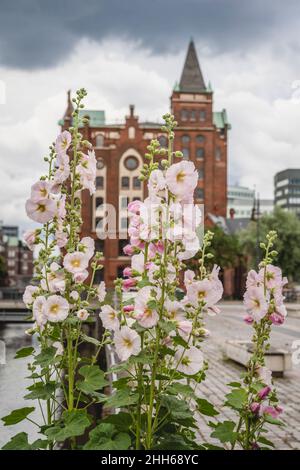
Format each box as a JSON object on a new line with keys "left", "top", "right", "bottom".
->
{"left": 60, "top": 40, "right": 230, "bottom": 287}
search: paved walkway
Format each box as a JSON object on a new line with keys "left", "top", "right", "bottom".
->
{"left": 195, "top": 303, "right": 300, "bottom": 450}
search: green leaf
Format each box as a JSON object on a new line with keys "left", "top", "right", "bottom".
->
{"left": 45, "top": 409, "right": 90, "bottom": 442}
{"left": 83, "top": 423, "right": 131, "bottom": 450}
{"left": 25, "top": 382, "right": 56, "bottom": 400}
{"left": 160, "top": 395, "right": 196, "bottom": 427}
{"left": 196, "top": 398, "right": 219, "bottom": 417}
{"left": 34, "top": 347, "right": 57, "bottom": 368}
{"left": 211, "top": 421, "right": 237, "bottom": 444}
{"left": 102, "top": 412, "right": 133, "bottom": 432}
{"left": 264, "top": 416, "right": 284, "bottom": 426}
{"left": 166, "top": 383, "right": 195, "bottom": 397}
{"left": 80, "top": 333, "right": 102, "bottom": 347}
{"left": 137, "top": 279, "right": 152, "bottom": 288}
{"left": 77, "top": 365, "right": 108, "bottom": 394}
{"left": 147, "top": 299, "right": 158, "bottom": 310}
{"left": 2, "top": 407, "right": 35, "bottom": 426}
{"left": 14, "top": 347, "right": 34, "bottom": 359}
{"left": 225, "top": 388, "right": 247, "bottom": 410}
{"left": 258, "top": 436, "right": 275, "bottom": 447}
{"left": 228, "top": 382, "right": 241, "bottom": 388}
{"left": 104, "top": 389, "right": 139, "bottom": 409}
{"left": 2, "top": 433, "right": 31, "bottom": 450}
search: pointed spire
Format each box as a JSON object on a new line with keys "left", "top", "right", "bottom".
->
{"left": 64, "top": 89, "right": 74, "bottom": 120}
{"left": 179, "top": 40, "right": 206, "bottom": 93}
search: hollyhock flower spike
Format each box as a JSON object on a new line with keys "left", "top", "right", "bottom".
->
{"left": 5, "top": 90, "right": 110, "bottom": 451}
{"left": 217, "top": 231, "right": 285, "bottom": 450}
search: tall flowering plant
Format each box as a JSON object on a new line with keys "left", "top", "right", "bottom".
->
{"left": 1, "top": 89, "right": 109, "bottom": 450}
{"left": 211, "top": 231, "right": 286, "bottom": 450}
{"left": 96, "top": 114, "right": 223, "bottom": 450}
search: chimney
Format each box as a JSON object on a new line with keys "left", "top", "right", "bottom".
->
{"left": 129, "top": 104, "right": 135, "bottom": 118}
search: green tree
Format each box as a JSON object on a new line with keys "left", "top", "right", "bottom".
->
{"left": 207, "top": 226, "right": 241, "bottom": 269}
{"left": 239, "top": 207, "right": 300, "bottom": 282}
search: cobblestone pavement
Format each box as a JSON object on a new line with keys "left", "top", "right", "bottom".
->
{"left": 195, "top": 302, "right": 300, "bottom": 450}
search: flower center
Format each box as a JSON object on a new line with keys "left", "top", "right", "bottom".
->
{"left": 71, "top": 259, "right": 81, "bottom": 268}
{"left": 182, "top": 356, "right": 191, "bottom": 366}
{"left": 123, "top": 338, "right": 133, "bottom": 349}
{"left": 37, "top": 203, "right": 46, "bottom": 213}
{"left": 50, "top": 304, "right": 59, "bottom": 314}
{"left": 144, "top": 308, "right": 153, "bottom": 318}
{"left": 176, "top": 171, "right": 186, "bottom": 183}
{"left": 40, "top": 188, "right": 47, "bottom": 197}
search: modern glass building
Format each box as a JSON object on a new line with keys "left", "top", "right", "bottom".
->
{"left": 274, "top": 169, "right": 300, "bottom": 216}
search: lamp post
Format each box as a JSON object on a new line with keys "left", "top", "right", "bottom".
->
{"left": 251, "top": 193, "right": 261, "bottom": 266}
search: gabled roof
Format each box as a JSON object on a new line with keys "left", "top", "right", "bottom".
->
{"left": 179, "top": 40, "right": 206, "bottom": 93}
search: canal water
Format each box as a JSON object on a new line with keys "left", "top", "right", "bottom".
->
{"left": 0, "top": 323, "right": 40, "bottom": 448}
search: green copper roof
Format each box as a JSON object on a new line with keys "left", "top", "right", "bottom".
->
{"left": 213, "top": 110, "right": 231, "bottom": 130}
{"left": 78, "top": 110, "right": 105, "bottom": 128}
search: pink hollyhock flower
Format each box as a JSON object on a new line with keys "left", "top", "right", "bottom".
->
{"left": 258, "top": 264, "right": 284, "bottom": 290}
{"left": 244, "top": 314, "right": 254, "bottom": 324}
{"left": 23, "top": 229, "right": 38, "bottom": 250}
{"left": 123, "top": 267, "right": 133, "bottom": 277}
{"left": 44, "top": 295, "right": 69, "bottom": 322}
{"left": 81, "top": 236, "right": 95, "bottom": 259}
{"left": 55, "top": 130, "right": 72, "bottom": 155}
{"left": 123, "top": 244, "right": 135, "bottom": 256}
{"left": 41, "top": 262, "right": 65, "bottom": 293}
{"left": 250, "top": 402, "right": 261, "bottom": 414}
{"left": 261, "top": 405, "right": 283, "bottom": 419}
{"left": 23, "top": 285, "right": 39, "bottom": 306}
{"left": 128, "top": 200, "right": 142, "bottom": 215}
{"left": 55, "top": 229, "right": 68, "bottom": 248}
{"left": 56, "top": 194, "right": 66, "bottom": 220}
{"left": 97, "top": 281, "right": 106, "bottom": 302}
{"left": 53, "top": 341, "right": 64, "bottom": 356}
{"left": 243, "top": 286, "right": 268, "bottom": 321}
{"left": 99, "top": 305, "right": 119, "bottom": 331}
{"left": 131, "top": 252, "right": 145, "bottom": 274}
{"left": 63, "top": 251, "right": 89, "bottom": 274}
{"left": 246, "top": 269, "right": 261, "bottom": 289}
{"left": 25, "top": 198, "right": 56, "bottom": 224}
{"left": 77, "top": 309, "right": 89, "bottom": 321}
{"left": 258, "top": 366, "right": 272, "bottom": 386}
{"left": 54, "top": 154, "right": 70, "bottom": 184}
{"left": 175, "top": 346, "right": 204, "bottom": 375}
{"left": 258, "top": 386, "right": 271, "bottom": 400}
{"left": 269, "top": 311, "right": 285, "bottom": 325}
{"left": 135, "top": 286, "right": 159, "bottom": 328}
{"left": 76, "top": 150, "right": 97, "bottom": 195}
{"left": 165, "top": 161, "right": 198, "bottom": 198}
{"left": 114, "top": 326, "right": 141, "bottom": 361}
{"left": 70, "top": 290, "right": 79, "bottom": 301}
{"left": 186, "top": 278, "right": 222, "bottom": 309}
{"left": 73, "top": 270, "right": 88, "bottom": 283}
{"left": 123, "top": 304, "right": 134, "bottom": 313}
{"left": 165, "top": 298, "right": 184, "bottom": 321}
{"left": 184, "top": 270, "right": 195, "bottom": 287}
{"left": 32, "top": 296, "right": 47, "bottom": 327}
{"left": 30, "top": 181, "right": 53, "bottom": 202}
{"left": 148, "top": 169, "right": 166, "bottom": 195}
{"left": 123, "top": 278, "right": 137, "bottom": 290}
{"left": 176, "top": 320, "right": 193, "bottom": 339}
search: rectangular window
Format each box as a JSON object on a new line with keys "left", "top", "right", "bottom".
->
{"left": 181, "top": 109, "right": 188, "bottom": 121}
{"left": 190, "top": 110, "right": 196, "bottom": 121}
{"left": 198, "top": 168, "right": 204, "bottom": 180}
{"left": 121, "top": 176, "right": 130, "bottom": 189}
{"left": 196, "top": 148, "right": 204, "bottom": 160}
{"left": 199, "top": 110, "right": 206, "bottom": 121}
{"left": 215, "top": 147, "right": 221, "bottom": 161}
{"left": 195, "top": 188, "right": 204, "bottom": 200}
{"left": 182, "top": 148, "right": 190, "bottom": 160}
{"left": 133, "top": 176, "right": 141, "bottom": 189}
{"left": 95, "top": 197, "right": 104, "bottom": 208}
{"left": 96, "top": 176, "right": 104, "bottom": 189}
{"left": 120, "top": 217, "right": 128, "bottom": 230}
{"left": 121, "top": 197, "right": 128, "bottom": 209}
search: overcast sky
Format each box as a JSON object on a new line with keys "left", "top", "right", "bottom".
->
{"left": 1, "top": 0, "right": 300, "bottom": 232}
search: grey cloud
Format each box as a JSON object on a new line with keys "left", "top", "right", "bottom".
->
{"left": 0, "top": 0, "right": 299, "bottom": 69}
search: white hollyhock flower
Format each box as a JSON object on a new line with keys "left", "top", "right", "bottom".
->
{"left": 44, "top": 295, "right": 69, "bottom": 322}
{"left": 175, "top": 346, "right": 204, "bottom": 375}
{"left": 77, "top": 309, "right": 89, "bottom": 321}
{"left": 70, "top": 290, "right": 79, "bottom": 301}
{"left": 63, "top": 251, "right": 89, "bottom": 274}
{"left": 32, "top": 296, "right": 47, "bottom": 327}
{"left": 23, "top": 285, "right": 39, "bottom": 306}
{"left": 81, "top": 236, "right": 95, "bottom": 259}
{"left": 114, "top": 326, "right": 141, "bottom": 361}
{"left": 99, "top": 305, "right": 119, "bottom": 331}
{"left": 97, "top": 281, "right": 106, "bottom": 302}
{"left": 53, "top": 341, "right": 64, "bottom": 356}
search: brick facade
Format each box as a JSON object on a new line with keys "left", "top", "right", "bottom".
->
{"left": 60, "top": 41, "right": 229, "bottom": 287}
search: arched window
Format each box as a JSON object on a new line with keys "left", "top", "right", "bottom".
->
{"left": 182, "top": 148, "right": 190, "bottom": 160}
{"left": 198, "top": 168, "right": 204, "bottom": 180}
{"left": 158, "top": 135, "right": 167, "bottom": 148}
{"left": 181, "top": 109, "right": 189, "bottom": 121}
{"left": 199, "top": 110, "right": 206, "bottom": 121}
{"left": 195, "top": 188, "right": 204, "bottom": 200}
{"left": 196, "top": 135, "right": 205, "bottom": 144}
{"left": 124, "top": 156, "right": 139, "bottom": 171}
{"left": 95, "top": 134, "right": 104, "bottom": 147}
{"left": 181, "top": 135, "right": 190, "bottom": 145}
{"left": 196, "top": 148, "right": 205, "bottom": 160}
